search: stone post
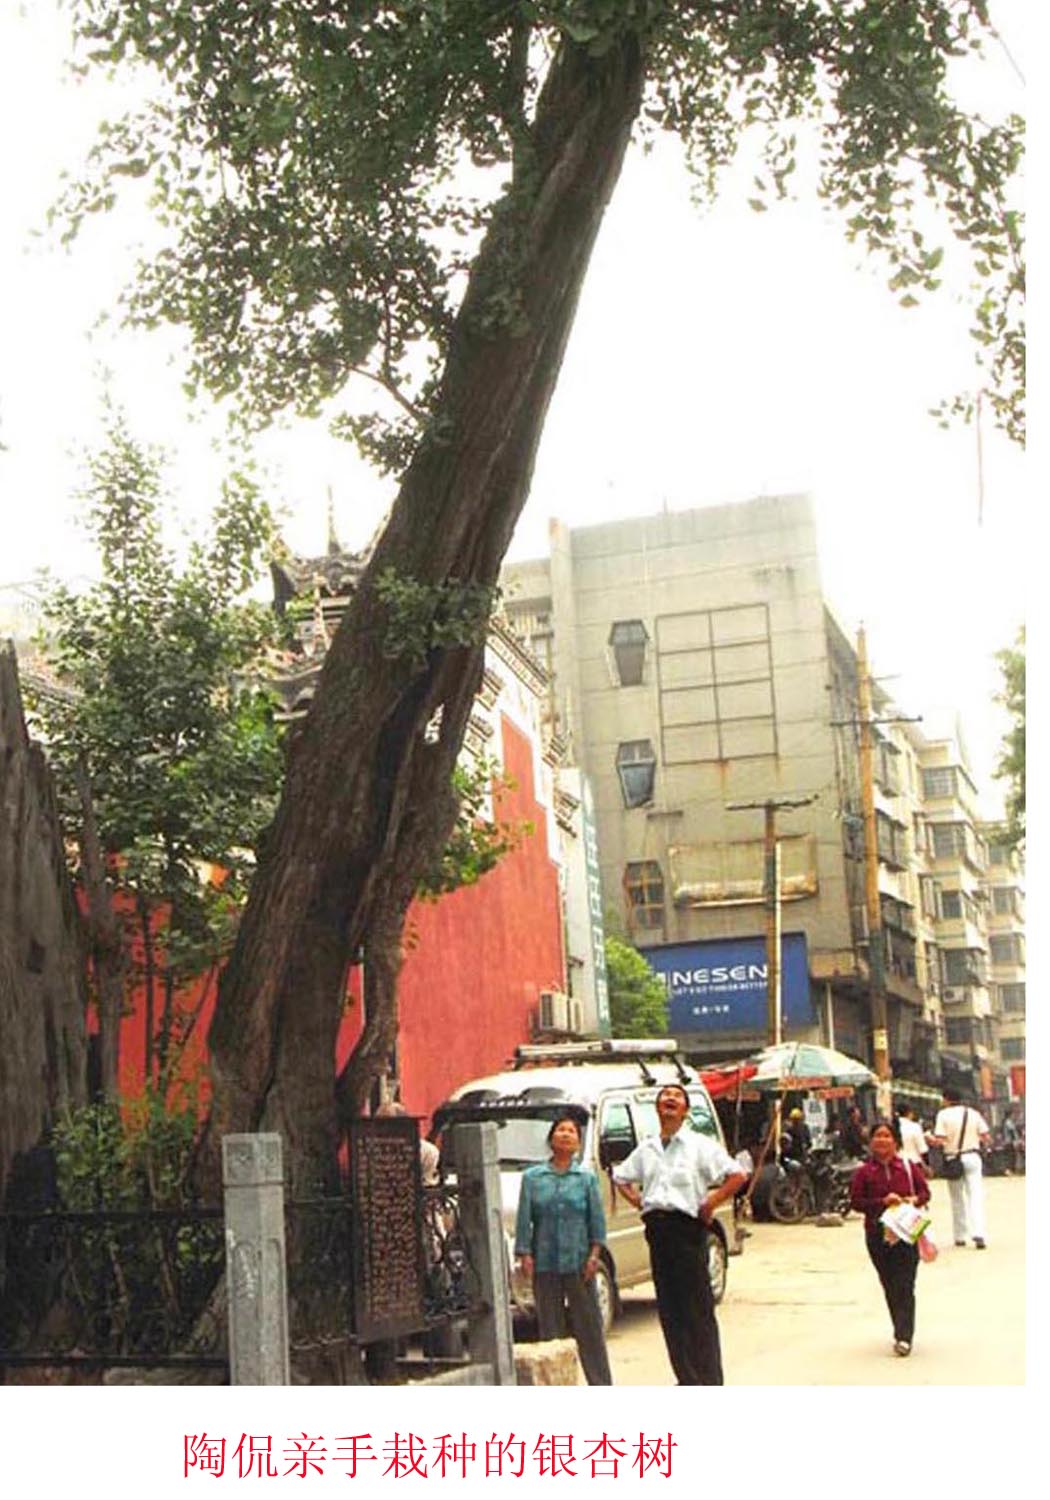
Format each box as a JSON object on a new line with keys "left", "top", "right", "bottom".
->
{"left": 222, "top": 1133, "right": 290, "bottom": 1385}
{"left": 451, "top": 1122, "right": 516, "bottom": 1385}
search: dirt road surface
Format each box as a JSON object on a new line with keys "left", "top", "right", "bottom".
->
{"left": 606, "top": 1175, "right": 1025, "bottom": 1384}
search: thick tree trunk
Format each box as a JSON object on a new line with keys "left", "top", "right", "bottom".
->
{"left": 201, "top": 35, "right": 647, "bottom": 1197}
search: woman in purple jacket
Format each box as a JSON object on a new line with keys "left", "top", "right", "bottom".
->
{"left": 850, "top": 1119, "right": 931, "bottom": 1357}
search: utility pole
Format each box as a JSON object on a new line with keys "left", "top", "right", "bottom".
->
{"left": 856, "top": 626, "right": 892, "bottom": 1116}
{"left": 726, "top": 795, "right": 817, "bottom": 1047}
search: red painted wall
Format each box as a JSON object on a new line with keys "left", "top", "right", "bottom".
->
{"left": 337, "top": 713, "right": 566, "bottom": 1124}
{"left": 82, "top": 886, "right": 218, "bottom": 1112}
{"left": 103, "top": 713, "right": 565, "bottom": 1128}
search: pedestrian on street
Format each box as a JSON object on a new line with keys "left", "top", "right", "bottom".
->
{"left": 785, "top": 1107, "right": 812, "bottom": 1162}
{"left": 612, "top": 1083, "right": 745, "bottom": 1385}
{"left": 927, "top": 1088, "right": 991, "bottom": 1249}
{"left": 850, "top": 1118, "right": 931, "bottom": 1358}
{"left": 838, "top": 1105, "right": 869, "bottom": 1160}
{"left": 514, "top": 1114, "right": 612, "bottom": 1385}
{"left": 897, "top": 1106, "right": 929, "bottom": 1171}
{"left": 1002, "top": 1110, "right": 1024, "bottom": 1175}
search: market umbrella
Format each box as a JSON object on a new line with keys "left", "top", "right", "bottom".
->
{"left": 743, "top": 1041, "right": 876, "bottom": 1093}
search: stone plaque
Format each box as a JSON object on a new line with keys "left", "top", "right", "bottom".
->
{"left": 349, "top": 1119, "right": 426, "bottom": 1341}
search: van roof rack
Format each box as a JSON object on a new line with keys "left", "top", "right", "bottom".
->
{"left": 512, "top": 1038, "right": 691, "bottom": 1085}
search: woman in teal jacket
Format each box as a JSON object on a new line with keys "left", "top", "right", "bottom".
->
{"left": 514, "top": 1114, "right": 612, "bottom": 1384}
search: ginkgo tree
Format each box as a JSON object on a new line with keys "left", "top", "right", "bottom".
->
{"left": 57, "top": 0, "right": 1024, "bottom": 1199}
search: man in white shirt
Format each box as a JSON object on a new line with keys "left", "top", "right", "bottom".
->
{"left": 928, "top": 1088, "right": 991, "bottom": 1248}
{"left": 613, "top": 1083, "right": 745, "bottom": 1384}
{"left": 898, "top": 1107, "right": 929, "bottom": 1169}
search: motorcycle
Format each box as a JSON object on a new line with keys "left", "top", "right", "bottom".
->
{"left": 768, "top": 1143, "right": 855, "bottom": 1224}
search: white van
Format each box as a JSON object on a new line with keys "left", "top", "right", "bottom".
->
{"left": 432, "top": 1039, "right": 739, "bottom": 1335}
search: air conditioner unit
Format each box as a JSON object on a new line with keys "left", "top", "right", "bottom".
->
{"left": 539, "top": 989, "right": 569, "bottom": 1032}
{"left": 567, "top": 997, "right": 585, "bottom": 1036}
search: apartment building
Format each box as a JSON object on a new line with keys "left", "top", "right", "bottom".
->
{"left": 503, "top": 495, "right": 925, "bottom": 1072}
{"left": 503, "top": 496, "right": 1022, "bottom": 1115}
{"left": 981, "top": 828, "right": 1026, "bottom": 1098}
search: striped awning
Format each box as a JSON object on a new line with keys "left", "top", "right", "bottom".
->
{"left": 891, "top": 1079, "right": 942, "bottom": 1103}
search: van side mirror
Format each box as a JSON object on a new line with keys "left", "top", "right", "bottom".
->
{"left": 599, "top": 1134, "right": 633, "bottom": 1169}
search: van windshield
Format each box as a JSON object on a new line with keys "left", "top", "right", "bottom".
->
{"left": 435, "top": 1107, "right": 588, "bottom": 1169}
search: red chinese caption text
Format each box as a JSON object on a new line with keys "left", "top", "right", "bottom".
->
{"left": 185, "top": 1432, "right": 676, "bottom": 1481}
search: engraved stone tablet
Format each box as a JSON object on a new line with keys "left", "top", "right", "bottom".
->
{"left": 349, "top": 1119, "right": 426, "bottom": 1340}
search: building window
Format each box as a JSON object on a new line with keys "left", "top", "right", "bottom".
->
{"left": 616, "top": 740, "right": 657, "bottom": 808}
{"left": 876, "top": 740, "right": 900, "bottom": 794}
{"left": 992, "top": 886, "right": 1020, "bottom": 918}
{"left": 930, "top": 823, "right": 959, "bottom": 858}
{"left": 654, "top": 604, "right": 776, "bottom": 765}
{"left": 944, "top": 1018, "right": 971, "bottom": 1045}
{"left": 1000, "top": 1037, "right": 1025, "bottom": 1062}
{"left": 880, "top": 895, "right": 915, "bottom": 935}
{"left": 923, "top": 766, "right": 957, "bottom": 799}
{"left": 986, "top": 842, "right": 1008, "bottom": 868}
{"left": 609, "top": 620, "right": 649, "bottom": 686}
{"left": 876, "top": 812, "right": 907, "bottom": 869}
{"left": 624, "top": 860, "right": 665, "bottom": 930}
{"left": 1001, "top": 983, "right": 1026, "bottom": 1014}
{"left": 990, "top": 933, "right": 1025, "bottom": 966}
{"left": 930, "top": 821, "right": 984, "bottom": 869}
{"left": 942, "top": 948, "right": 985, "bottom": 987}
{"left": 939, "top": 890, "right": 962, "bottom": 920}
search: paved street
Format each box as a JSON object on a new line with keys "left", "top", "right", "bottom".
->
{"left": 606, "top": 1176, "right": 1025, "bottom": 1385}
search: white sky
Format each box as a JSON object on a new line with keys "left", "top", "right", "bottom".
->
{"left": 0, "top": 0, "right": 1029, "bottom": 814}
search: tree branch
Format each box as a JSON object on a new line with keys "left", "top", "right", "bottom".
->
{"left": 348, "top": 363, "right": 426, "bottom": 423}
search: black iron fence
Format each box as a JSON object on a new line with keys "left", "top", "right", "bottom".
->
{"left": 421, "top": 1182, "right": 474, "bottom": 1325}
{"left": 0, "top": 1205, "right": 226, "bottom": 1376}
{"left": 1, "top": 1178, "right": 477, "bottom": 1381}
{"left": 283, "top": 1180, "right": 477, "bottom": 1363}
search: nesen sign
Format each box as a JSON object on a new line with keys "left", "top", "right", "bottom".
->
{"left": 639, "top": 933, "right": 812, "bottom": 1033}
{"left": 672, "top": 963, "right": 767, "bottom": 986}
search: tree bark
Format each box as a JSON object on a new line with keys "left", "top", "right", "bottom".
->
{"left": 201, "top": 34, "right": 647, "bottom": 1198}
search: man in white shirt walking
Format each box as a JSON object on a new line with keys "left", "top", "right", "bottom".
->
{"left": 898, "top": 1106, "right": 929, "bottom": 1170}
{"left": 613, "top": 1084, "right": 745, "bottom": 1385}
{"left": 928, "top": 1088, "right": 991, "bottom": 1249}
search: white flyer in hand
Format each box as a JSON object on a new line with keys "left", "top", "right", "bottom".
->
{"left": 880, "top": 1201, "right": 932, "bottom": 1244}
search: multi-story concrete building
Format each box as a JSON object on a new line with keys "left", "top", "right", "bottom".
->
{"left": 980, "top": 827, "right": 1026, "bottom": 1100}
{"left": 502, "top": 496, "right": 1022, "bottom": 1117}
{"left": 503, "top": 495, "right": 927, "bottom": 1075}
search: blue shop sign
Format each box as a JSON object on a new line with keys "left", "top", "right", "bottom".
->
{"left": 639, "top": 933, "right": 813, "bottom": 1033}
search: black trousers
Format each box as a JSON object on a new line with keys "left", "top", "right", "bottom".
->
{"left": 643, "top": 1210, "right": 723, "bottom": 1386}
{"left": 865, "top": 1226, "right": 919, "bottom": 1343}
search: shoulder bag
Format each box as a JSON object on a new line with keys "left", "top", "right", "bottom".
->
{"left": 941, "top": 1107, "right": 969, "bottom": 1181}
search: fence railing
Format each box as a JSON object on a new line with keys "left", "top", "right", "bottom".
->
{"left": 1, "top": 1124, "right": 510, "bottom": 1385}
{"left": 0, "top": 1205, "right": 226, "bottom": 1374}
